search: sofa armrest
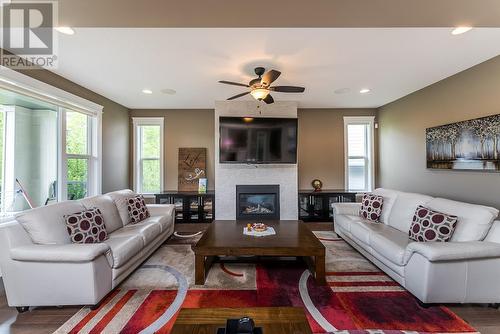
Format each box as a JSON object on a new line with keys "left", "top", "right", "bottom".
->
{"left": 332, "top": 203, "right": 361, "bottom": 216}
{"left": 10, "top": 243, "right": 110, "bottom": 263}
{"left": 147, "top": 204, "right": 175, "bottom": 217}
{"left": 404, "top": 241, "right": 500, "bottom": 263}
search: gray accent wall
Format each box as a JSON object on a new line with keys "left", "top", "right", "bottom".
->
{"left": 378, "top": 55, "right": 500, "bottom": 209}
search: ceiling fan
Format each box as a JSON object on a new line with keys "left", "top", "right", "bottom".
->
{"left": 218, "top": 67, "right": 305, "bottom": 104}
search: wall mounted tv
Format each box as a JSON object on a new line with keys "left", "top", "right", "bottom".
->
{"left": 219, "top": 116, "right": 298, "bottom": 164}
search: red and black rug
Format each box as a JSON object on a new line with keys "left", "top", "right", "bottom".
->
{"left": 55, "top": 232, "right": 476, "bottom": 334}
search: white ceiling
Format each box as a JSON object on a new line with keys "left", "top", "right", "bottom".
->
{"left": 50, "top": 28, "right": 500, "bottom": 109}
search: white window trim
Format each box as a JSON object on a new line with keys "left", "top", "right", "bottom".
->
{"left": 0, "top": 66, "right": 103, "bottom": 116}
{"left": 344, "top": 116, "right": 375, "bottom": 192}
{"left": 60, "top": 110, "right": 102, "bottom": 200}
{"left": 132, "top": 117, "right": 164, "bottom": 195}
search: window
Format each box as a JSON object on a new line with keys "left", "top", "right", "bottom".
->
{"left": 0, "top": 67, "right": 102, "bottom": 217}
{"left": 344, "top": 116, "right": 375, "bottom": 192}
{"left": 133, "top": 118, "right": 164, "bottom": 194}
{"left": 64, "top": 110, "right": 98, "bottom": 200}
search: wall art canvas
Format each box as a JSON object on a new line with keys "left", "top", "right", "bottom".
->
{"left": 426, "top": 114, "right": 500, "bottom": 171}
{"left": 178, "top": 148, "right": 207, "bottom": 191}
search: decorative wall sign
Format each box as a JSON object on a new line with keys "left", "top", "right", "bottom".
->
{"left": 426, "top": 114, "right": 500, "bottom": 171}
{"left": 178, "top": 148, "right": 207, "bottom": 191}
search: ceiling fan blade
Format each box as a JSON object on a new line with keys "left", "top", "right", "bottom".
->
{"left": 227, "top": 91, "right": 250, "bottom": 100}
{"left": 218, "top": 80, "right": 250, "bottom": 87}
{"left": 263, "top": 94, "right": 274, "bottom": 104}
{"left": 270, "top": 86, "right": 305, "bottom": 93}
{"left": 260, "top": 70, "right": 281, "bottom": 87}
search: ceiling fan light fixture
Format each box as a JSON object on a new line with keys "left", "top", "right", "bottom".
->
{"left": 250, "top": 88, "right": 270, "bottom": 100}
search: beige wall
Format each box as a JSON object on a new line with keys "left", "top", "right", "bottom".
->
{"left": 13, "top": 68, "right": 130, "bottom": 193}
{"left": 298, "top": 108, "right": 377, "bottom": 191}
{"left": 130, "top": 108, "right": 377, "bottom": 192}
{"left": 378, "top": 55, "right": 500, "bottom": 208}
{"left": 129, "top": 109, "right": 215, "bottom": 191}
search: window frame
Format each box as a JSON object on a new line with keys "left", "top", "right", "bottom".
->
{"left": 132, "top": 117, "right": 164, "bottom": 195}
{"left": 61, "top": 110, "right": 101, "bottom": 200}
{"left": 344, "top": 116, "right": 375, "bottom": 192}
{"left": 0, "top": 66, "right": 103, "bottom": 219}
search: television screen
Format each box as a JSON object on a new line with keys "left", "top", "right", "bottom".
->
{"left": 219, "top": 117, "right": 298, "bottom": 164}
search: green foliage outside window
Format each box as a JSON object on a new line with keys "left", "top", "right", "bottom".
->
{"left": 66, "top": 112, "right": 88, "bottom": 200}
{"left": 140, "top": 125, "right": 161, "bottom": 193}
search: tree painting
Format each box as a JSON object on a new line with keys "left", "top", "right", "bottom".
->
{"left": 426, "top": 114, "right": 500, "bottom": 171}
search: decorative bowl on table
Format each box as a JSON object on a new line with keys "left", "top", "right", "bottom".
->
{"left": 251, "top": 223, "right": 268, "bottom": 232}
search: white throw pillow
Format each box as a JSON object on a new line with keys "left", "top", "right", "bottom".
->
{"left": 426, "top": 198, "right": 499, "bottom": 242}
{"left": 386, "top": 191, "right": 434, "bottom": 233}
{"left": 106, "top": 189, "right": 136, "bottom": 226}
{"left": 80, "top": 195, "right": 124, "bottom": 233}
{"left": 16, "top": 201, "right": 85, "bottom": 244}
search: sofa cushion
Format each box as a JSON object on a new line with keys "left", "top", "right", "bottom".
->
{"left": 106, "top": 189, "right": 136, "bottom": 226}
{"left": 350, "top": 221, "right": 391, "bottom": 246}
{"left": 64, "top": 208, "right": 108, "bottom": 243}
{"left": 142, "top": 214, "right": 173, "bottom": 234}
{"left": 127, "top": 195, "right": 150, "bottom": 224}
{"left": 373, "top": 188, "right": 399, "bottom": 224}
{"left": 103, "top": 235, "right": 143, "bottom": 268}
{"left": 426, "top": 198, "right": 499, "bottom": 242}
{"left": 408, "top": 205, "right": 458, "bottom": 242}
{"left": 335, "top": 214, "right": 362, "bottom": 233}
{"left": 350, "top": 222, "right": 372, "bottom": 245}
{"left": 16, "top": 201, "right": 85, "bottom": 245}
{"left": 485, "top": 221, "right": 500, "bottom": 243}
{"left": 387, "top": 191, "right": 434, "bottom": 233}
{"left": 359, "top": 194, "right": 384, "bottom": 222}
{"left": 80, "top": 195, "right": 123, "bottom": 233}
{"left": 370, "top": 227, "right": 410, "bottom": 266}
{"left": 109, "top": 220, "right": 161, "bottom": 245}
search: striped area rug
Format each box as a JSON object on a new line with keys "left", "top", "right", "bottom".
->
{"left": 54, "top": 231, "right": 476, "bottom": 334}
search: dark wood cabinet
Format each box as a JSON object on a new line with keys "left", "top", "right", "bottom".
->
{"left": 298, "top": 190, "right": 357, "bottom": 222}
{"left": 154, "top": 191, "right": 214, "bottom": 224}
{"left": 155, "top": 189, "right": 355, "bottom": 224}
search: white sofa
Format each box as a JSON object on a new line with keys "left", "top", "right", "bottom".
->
{"left": 0, "top": 189, "right": 174, "bottom": 311}
{"left": 333, "top": 188, "right": 500, "bottom": 304}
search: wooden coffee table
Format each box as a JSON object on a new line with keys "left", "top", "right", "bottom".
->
{"left": 171, "top": 307, "right": 312, "bottom": 334}
{"left": 192, "top": 220, "right": 326, "bottom": 285}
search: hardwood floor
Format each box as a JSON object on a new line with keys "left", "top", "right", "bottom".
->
{"left": 0, "top": 222, "right": 499, "bottom": 333}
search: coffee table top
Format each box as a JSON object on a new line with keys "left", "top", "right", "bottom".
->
{"left": 171, "top": 307, "right": 312, "bottom": 334}
{"left": 193, "top": 220, "right": 324, "bottom": 256}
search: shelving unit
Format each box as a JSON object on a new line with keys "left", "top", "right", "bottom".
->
{"left": 298, "top": 189, "right": 357, "bottom": 222}
{"left": 154, "top": 191, "right": 215, "bottom": 224}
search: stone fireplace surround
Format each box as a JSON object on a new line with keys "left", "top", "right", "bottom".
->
{"left": 214, "top": 101, "right": 298, "bottom": 220}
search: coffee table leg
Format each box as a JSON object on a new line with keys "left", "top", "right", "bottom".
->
{"left": 315, "top": 255, "right": 326, "bottom": 285}
{"left": 195, "top": 254, "right": 205, "bottom": 285}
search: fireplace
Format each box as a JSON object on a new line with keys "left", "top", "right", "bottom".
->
{"left": 236, "top": 185, "right": 280, "bottom": 220}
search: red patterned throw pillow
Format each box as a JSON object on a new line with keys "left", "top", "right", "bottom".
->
{"left": 64, "top": 208, "right": 108, "bottom": 244}
{"left": 409, "top": 205, "right": 458, "bottom": 242}
{"left": 127, "top": 195, "right": 150, "bottom": 224}
{"left": 359, "top": 194, "right": 384, "bottom": 222}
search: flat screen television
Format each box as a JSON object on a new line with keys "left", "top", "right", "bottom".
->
{"left": 219, "top": 116, "right": 298, "bottom": 164}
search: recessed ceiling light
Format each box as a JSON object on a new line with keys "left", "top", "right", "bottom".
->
{"left": 451, "top": 26, "right": 472, "bottom": 35}
{"left": 142, "top": 89, "right": 153, "bottom": 94}
{"left": 334, "top": 88, "right": 351, "bottom": 94}
{"left": 160, "top": 88, "right": 176, "bottom": 95}
{"left": 55, "top": 27, "right": 75, "bottom": 35}
{"left": 359, "top": 88, "right": 371, "bottom": 94}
